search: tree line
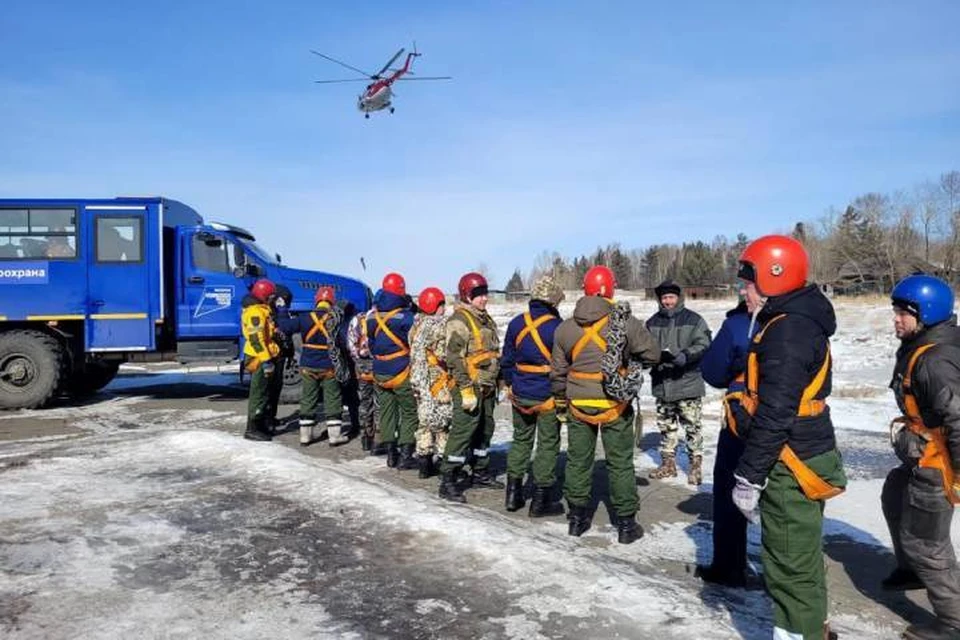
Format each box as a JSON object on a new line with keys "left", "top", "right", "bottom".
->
{"left": 503, "top": 169, "right": 960, "bottom": 295}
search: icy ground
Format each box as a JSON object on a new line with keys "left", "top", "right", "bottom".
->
{"left": 0, "top": 296, "right": 957, "bottom": 639}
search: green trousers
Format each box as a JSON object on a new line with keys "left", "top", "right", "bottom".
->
{"left": 563, "top": 405, "right": 638, "bottom": 517}
{"left": 246, "top": 363, "right": 271, "bottom": 427}
{"left": 761, "top": 449, "right": 846, "bottom": 639}
{"left": 506, "top": 396, "right": 560, "bottom": 486}
{"left": 375, "top": 376, "right": 418, "bottom": 445}
{"left": 300, "top": 369, "right": 342, "bottom": 423}
{"left": 441, "top": 387, "right": 495, "bottom": 473}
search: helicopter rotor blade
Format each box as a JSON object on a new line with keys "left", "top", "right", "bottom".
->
{"left": 396, "top": 76, "right": 452, "bottom": 81}
{"left": 309, "top": 50, "right": 374, "bottom": 78}
{"left": 376, "top": 48, "right": 405, "bottom": 77}
{"left": 314, "top": 79, "right": 373, "bottom": 84}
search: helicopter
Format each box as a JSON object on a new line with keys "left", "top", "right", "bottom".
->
{"left": 311, "top": 45, "right": 451, "bottom": 118}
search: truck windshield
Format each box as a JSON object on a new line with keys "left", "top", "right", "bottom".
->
{"left": 236, "top": 237, "right": 279, "bottom": 265}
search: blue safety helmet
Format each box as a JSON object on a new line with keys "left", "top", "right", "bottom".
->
{"left": 890, "top": 274, "right": 955, "bottom": 326}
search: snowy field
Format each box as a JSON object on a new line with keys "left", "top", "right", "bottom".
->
{"left": 0, "top": 295, "right": 956, "bottom": 639}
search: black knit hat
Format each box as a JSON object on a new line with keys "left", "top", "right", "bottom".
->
{"left": 654, "top": 280, "right": 682, "bottom": 299}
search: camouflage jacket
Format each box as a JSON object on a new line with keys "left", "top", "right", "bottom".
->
{"left": 446, "top": 303, "right": 500, "bottom": 390}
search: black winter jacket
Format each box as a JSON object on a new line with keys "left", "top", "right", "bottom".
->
{"left": 646, "top": 302, "right": 711, "bottom": 402}
{"left": 734, "top": 284, "right": 838, "bottom": 486}
{"left": 891, "top": 316, "right": 960, "bottom": 474}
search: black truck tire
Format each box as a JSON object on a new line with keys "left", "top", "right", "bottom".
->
{"left": 0, "top": 330, "right": 64, "bottom": 410}
{"left": 68, "top": 361, "right": 122, "bottom": 397}
{"left": 279, "top": 355, "right": 302, "bottom": 405}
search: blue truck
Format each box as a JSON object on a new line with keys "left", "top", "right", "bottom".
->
{"left": 0, "top": 197, "right": 371, "bottom": 409}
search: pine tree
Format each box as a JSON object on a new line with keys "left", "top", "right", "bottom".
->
{"left": 505, "top": 269, "right": 525, "bottom": 292}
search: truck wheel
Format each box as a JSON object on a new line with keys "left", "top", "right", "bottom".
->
{"left": 0, "top": 330, "right": 63, "bottom": 409}
{"left": 68, "top": 361, "right": 121, "bottom": 397}
{"left": 279, "top": 356, "right": 302, "bottom": 405}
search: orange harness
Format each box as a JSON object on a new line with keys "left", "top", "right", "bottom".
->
{"left": 724, "top": 314, "right": 843, "bottom": 501}
{"left": 457, "top": 309, "right": 498, "bottom": 383}
{"left": 303, "top": 309, "right": 332, "bottom": 351}
{"left": 565, "top": 316, "right": 626, "bottom": 426}
{"left": 511, "top": 312, "right": 556, "bottom": 413}
{"left": 893, "top": 344, "right": 958, "bottom": 505}
{"left": 427, "top": 349, "right": 455, "bottom": 398}
{"left": 372, "top": 309, "right": 411, "bottom": 389}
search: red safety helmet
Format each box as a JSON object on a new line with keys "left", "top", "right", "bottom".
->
{"left": 583, "top": 265, "right": 616, "bottom": 297}
{"left": 250, "top": 279, "right": 277, "bottom": 302}
{"left": 738, "top": 235, "right": 809, "bottom": 297}
{"left": 418, "top": 287, "right": 446, "bottom": 315}
{"left": 382, "top": 272, "right": 406, "bottom": 296}
{"left": 314, "top": 286, "right": 335, "bottom": 305}
{"left": 458, "top": 272, "right": 488, "bottom": 301}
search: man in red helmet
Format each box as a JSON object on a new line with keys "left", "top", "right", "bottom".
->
{"left": 728, "top": 235, "right": 846, "bottom": 640}
{"left": 278, "top": 286, "right": 350, "bottom": 447}
{"left": 366, "top": 273, "right": 419, "bottom": 469}
{"left": 551, "top": 266, "right": 660, "bottom": 542}
{"left": 409, "top": 286, "right": 451, "bottom": 478}
{"left": 242, "top": 279, "right": 281, "bottom": 441}
{"left": 438, "top": 272, "right": 502, "bottom": 502}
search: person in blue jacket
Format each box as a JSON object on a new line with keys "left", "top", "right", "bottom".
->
{"left": 695, "top": 286, "right": 757, "bottom": 587}
{"left": 501, "top": 275, "right": 566, "bottom": 517}
{"left": 366, "top": 273, "right": 419, "bottom": 469}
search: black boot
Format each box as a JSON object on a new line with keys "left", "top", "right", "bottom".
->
{"left": 397, "top": 444, "right": 418, "bottom": 470}
{"left": 418, "top": 454, "right": 437, "bottom": 479}
{"left": 471, "top": 467, "right": 505, "bottom": 489}
{"left": 567, "top": 505, "right": 592, "bottom": 537}
{"left": 504, "top": 477, "right": 525, "bottom": 512}
{"left": 881, "top": 567, "right": 924, "bottom": 591}
{"left": 438, "top": 471, "right": 466, "bottom": 503}
{"left": 694, "top": 564, "right": 746, "bottom": 588}
{"left": 529, "top": 485, "right": 565, "bottom": 517}
{"left": 360, "top": 435, "right": 373, "bottom": 452}
{"left": 370, "top": 440, "right": 389, "bottom": 456}
{"left": 386, "top": 442, "right": 400, "bottom": 468}
{"left": 902, "top": 621, "right": 960, "bottom": 640}
{"left": 616, "top": 513, "right": 643, "bottom": 544}
{"left": 243, "top": 416, "right": 272, "bottom": 442}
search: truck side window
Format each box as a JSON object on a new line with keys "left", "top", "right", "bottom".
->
{"left": 0, "top": 208, "right": 78, "bottom": 260}
{"left": 96, "top": 216, "right": 143, "bottom": 263}
{"left": 191, "top": 234, "right": 246, "bottom": 274}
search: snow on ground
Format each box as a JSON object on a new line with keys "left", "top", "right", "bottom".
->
{"left": 1, "top": 297, "right": 956, "bottom": 638}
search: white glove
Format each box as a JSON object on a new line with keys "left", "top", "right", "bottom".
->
{"left": 732, "top": 474, "right": 765, "bottom": 524}
{"left": 274, "top": 297, "right": 286, "bottom": 308}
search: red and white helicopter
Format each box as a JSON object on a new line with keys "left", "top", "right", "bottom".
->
{"left": 311, "top": 45, "right": 451, "bottom": 118}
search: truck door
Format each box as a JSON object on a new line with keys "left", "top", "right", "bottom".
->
{"left": 86, "top": 209, "right": 154, "bottom": 351}
{"left": 178, "top": 231, "right": 250, "bottom": 338}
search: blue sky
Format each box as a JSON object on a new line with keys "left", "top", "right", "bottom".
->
{"left": 1, "top": 1, "right": 958, "bottom": 292}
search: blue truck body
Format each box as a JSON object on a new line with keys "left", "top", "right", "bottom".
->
{"left": 0, "top": 197, "right": 371, "bottom": 408}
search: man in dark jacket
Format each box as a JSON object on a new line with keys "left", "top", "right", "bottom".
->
{"left": 730, "top": 235, "right": 846, "bottom": 640}
{"left": 694, "top": 289, "right": 758, "bottom": 588}
{"left": 646, "top": 281, "right": 712, "bottom": 484}
{"left": 501, "top": 275, "right": 566, "bottom": 517}
{"left": 367, "top": 274, "right": 419, "bottom": 469}
{"left": 882, "top": 274, "right": 960, "bottom": 640}
{"left": 265, "top": 284, "right": 295, "bottom": 430}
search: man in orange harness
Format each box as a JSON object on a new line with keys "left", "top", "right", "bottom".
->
{"left": 882, "top": 274, "right": 960, "bottom": 640}
{"left": 438, "top": 272, "right": 502, "bottom": 502}
{"left": 366, "top": 273, "right": 419, "bottom": 469}
{"left": 501, "top": 275, "right": 566, "bottom": 516}
{"left": 281, "top": 286, "right": 349, "bottom": 447}
{"left": 551, "top": 266, "right": 660, "bottom": 543}
{"left": 729, "top": 235, "right": 846, "bottom": 640}
{"left": 409, "top": 286, "right": 451, "bottom": 479}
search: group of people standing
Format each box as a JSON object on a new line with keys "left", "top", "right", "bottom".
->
{"left": 238, "top": 234, "right": 959, "bottom": 640}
